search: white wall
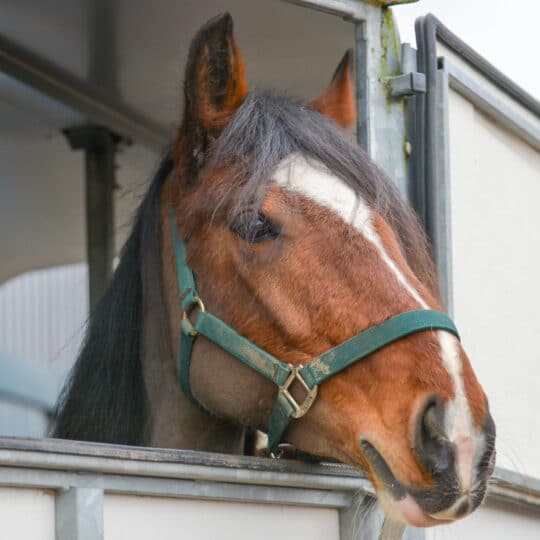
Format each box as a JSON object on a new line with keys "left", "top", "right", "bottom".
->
{"left": 0, "top": 487, "right": 55, "bottom": 540}
{"left": 424, "top": 33, "right": 540, "bottom": 538}
{"left": 427, "top": 500, "right": 540, "bottom": 540}
{"left": 448, "top": 88, "right": 540, "bottom": 480}
{"left": 104, "top": 495, "right": 340, "bottom": 540}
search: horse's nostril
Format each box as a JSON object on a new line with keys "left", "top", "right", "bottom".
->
{"left": 413, "top": 396, "right": 453, "bottom": 476}
{"left": 423, "top": 401, "right": 451, "bottom": 450}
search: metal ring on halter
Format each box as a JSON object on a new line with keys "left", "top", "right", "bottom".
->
{"left": 278, "top": 364, "right": 318, "bottom": 419}
{"left": 181, "top": 296, "right": 206, "bottom": 336}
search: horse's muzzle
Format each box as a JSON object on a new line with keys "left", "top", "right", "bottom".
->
{"left": 360, "top": 399, "right": 496, "bottom": 526}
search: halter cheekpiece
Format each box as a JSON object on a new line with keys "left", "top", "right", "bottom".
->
{"left": 169, "top": 211, "right": 460, "bottom": 453}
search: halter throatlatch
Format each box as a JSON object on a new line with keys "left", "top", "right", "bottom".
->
{"left": 170, "top": 212, "right": 460, "bottom": 453}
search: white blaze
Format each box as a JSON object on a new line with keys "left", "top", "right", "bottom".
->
{"left": 273, "top": 154, "right": 428, "bottom": 308}
{"left": 274, "top": 153, "right": 478, "bottom": 491}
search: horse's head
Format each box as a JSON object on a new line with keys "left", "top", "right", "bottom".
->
{"left": 165, "top": 14, "right": 495, "bottom": 527}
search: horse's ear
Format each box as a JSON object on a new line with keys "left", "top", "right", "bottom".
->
{"left": 180, "top": 13, "right": 247, "bottom": 169}
{"left": 309, "top": 50, "right": 356, "bottom": 130}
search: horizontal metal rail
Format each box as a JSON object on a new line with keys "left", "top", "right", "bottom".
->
{"left": 0, "top": 33, "right": 171, "bottom": 152}
{"left": 280, "top": 0, "right": 368, "bottom": 20}
{"left": 0, "top": 449, "right": 369, "bottom": 494}
{"left": 488, "top": 468, "right": 540, "bottom": 512}
{"left": 0, "top": 438, "right": 371, "bottom": 512}
{"left": 281, "top": 0, "right": 417, "bottom": 19}
{"left": 0, "top": 437, "right": 539, "bottom": 511}
{"left": 0, "top": 466, "right": 355, "bottom": 508}
{"left": 0, "top": 437, "right": 368, "bottom": 493}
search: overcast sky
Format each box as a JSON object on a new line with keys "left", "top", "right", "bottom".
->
{"left": 393, "top": 0, "right": 539, "bottom": 99}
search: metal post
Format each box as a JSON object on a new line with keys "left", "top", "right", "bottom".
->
{"left": 64, "top": 125, "right": 120, "bottom": 311}
{"left": 55, "top": 487, "right": 104, "bottom": 540}
{"left": 354, "top": 6, "right": 411, "bottom": 195}
{"left": 355, "top": 20, "right": 369, "bottom": 153}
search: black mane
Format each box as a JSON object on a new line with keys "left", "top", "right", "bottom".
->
{"left": 53, "top": 156, "right": 173, "bottom": 444}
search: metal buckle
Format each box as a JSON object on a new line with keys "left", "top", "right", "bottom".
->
{"left": 268, "top": 444, "right": 297, "bottom": 460}
{"left": 181, "top": 296, "right": 206, "bottom": 337}
{"left": 279, "top": 365, "right": 318, "bottom": 419}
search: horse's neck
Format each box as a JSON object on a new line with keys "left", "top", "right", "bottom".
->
{"left": 139, "top": 206, "right": 245, "bottom": 453}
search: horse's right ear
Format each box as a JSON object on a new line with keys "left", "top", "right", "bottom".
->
{"left": 309, "top": 49, "right": 356, "bottom": 130}
{"left": 178, "top": 13, "right": 248, "bottom": 175}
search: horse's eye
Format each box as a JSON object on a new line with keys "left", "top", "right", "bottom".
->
{"left": 231, "top": 213, "right": 280, "bottom": 243}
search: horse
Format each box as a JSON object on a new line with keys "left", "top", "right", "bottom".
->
{"left": 53, "top": 13, "right": 495, "bottom": 528}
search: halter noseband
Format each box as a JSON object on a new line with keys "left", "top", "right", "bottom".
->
{"left": 170, "top": 212, "right": 460, "bottom": 453}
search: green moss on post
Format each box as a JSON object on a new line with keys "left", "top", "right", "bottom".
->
{"left": 380, "top": 8, "right": 401, "bottom": 78}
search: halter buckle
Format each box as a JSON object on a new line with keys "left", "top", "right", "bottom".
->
{"left": 279, "top": 365, "right": 318, "bottom": 419}
{"left": 181, "top": 296, "right": 206, "bottom": 337}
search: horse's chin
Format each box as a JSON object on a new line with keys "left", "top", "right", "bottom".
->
{"left": 359, "top": 440, "right": 474, "bottom": 528}
{"left": 376, "top": 491, "right": 455, "bottom": 527}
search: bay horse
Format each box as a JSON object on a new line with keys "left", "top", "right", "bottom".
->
{"left": 54, "top": 13, "right": 495, "bottom": 528}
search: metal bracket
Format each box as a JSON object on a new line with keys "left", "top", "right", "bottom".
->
{"left": 63, "top": 124, "right": 125, "bottom": 152}
{"left": 389, "top": 72, "right": 426, "bottom": 97}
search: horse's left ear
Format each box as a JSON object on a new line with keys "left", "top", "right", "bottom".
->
{"left": 309, "top": 49, "right": 356, "bottom": 130}
{"left": 178, "top": 13, "right": 248, "bottom": 174}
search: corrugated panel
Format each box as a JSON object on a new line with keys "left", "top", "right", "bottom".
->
{"left": 0, "top": 262, "right": 88, "bottom": 371}
{"left": 0, "top": 263, "right": 88, "bottom": 436}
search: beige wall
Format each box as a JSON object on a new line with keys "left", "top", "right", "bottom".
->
{"left": 103, "top": 495, "right": 340, "bottom": 540}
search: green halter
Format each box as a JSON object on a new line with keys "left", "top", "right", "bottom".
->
{"left": 170, "top": 212, "right": 460, "bottom": 453}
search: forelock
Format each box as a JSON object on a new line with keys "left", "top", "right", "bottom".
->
{"left": 206, "top": 91, "right": 439, "bottom": 297}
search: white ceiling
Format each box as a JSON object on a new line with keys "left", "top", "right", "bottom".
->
{"left": 0, "top": 0, "right": 355, "bottom": 283}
